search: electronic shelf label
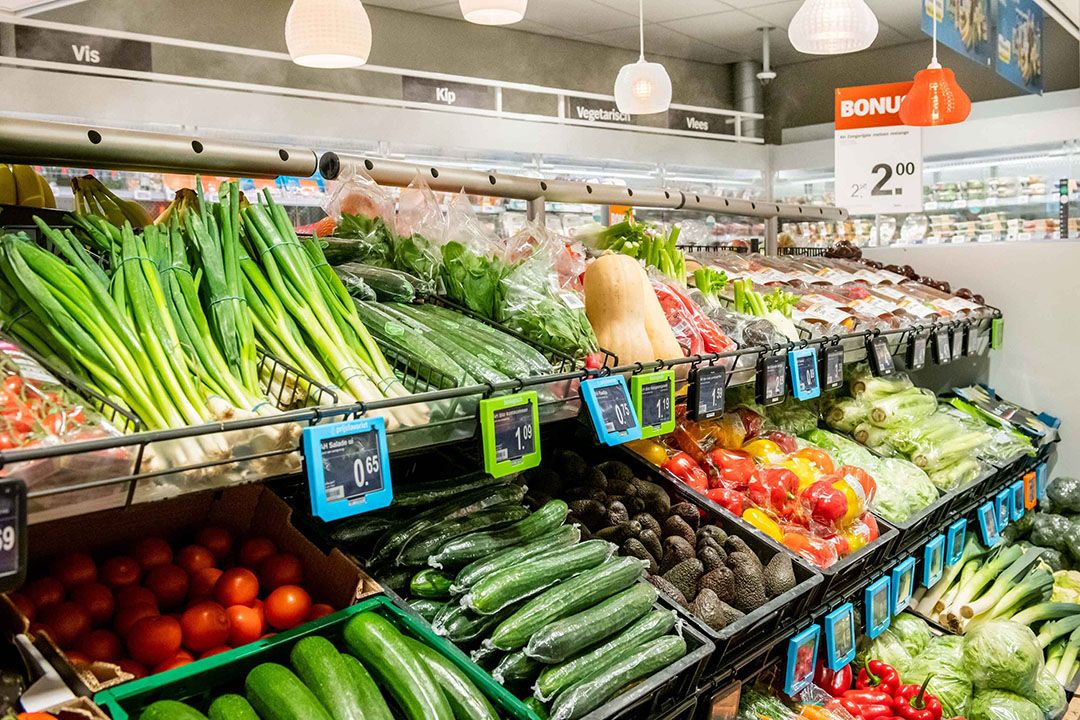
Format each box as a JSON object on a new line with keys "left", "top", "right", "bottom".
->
{"left": 580, "top": 376, "right": 641, "bottom": 446}
{"left": 303, "top": 417, "right": 393, "bottom": 522}
{"left": 480, "top": 391, "right": 541, "bottom": 478}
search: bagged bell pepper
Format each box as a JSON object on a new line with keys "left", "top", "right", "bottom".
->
{"left": 663, "top": 452, "right": 708, "bottom": 493}
{"left": 803, "top": 480, "right": 850, "bottom": 530}
{"left": 743, "top": 507, "right": 783, "bottom": 540}
{"left": 707, "top": 487, "right": 745, "bottom": 516}
{"left": 707, "top": 448, "right": 756, "bottom": 490}
{"left": 749, "top": 466, "right": 800, "bottom": 518}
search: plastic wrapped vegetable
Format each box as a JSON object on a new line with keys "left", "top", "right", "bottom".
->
{"left": 763, "top": 397, "right": 820, "bottom": 437}
{"left": 871, "top": 459, "right": 938, "bottom": 523}
{"left": 928, "top": 456, "right": 982, "bottom": 492}
{"left": 1030, "top": 667, "right": 1066, "bottom": 719}
{"left": 862, "top": 626, "right": 917, "bottom": 674}
{"left": 825, "top": 398, "right": 871, "bottom": 434}
{"left": 891, "top": 613, "right": 932, "bottom": 656}
{"left": 962, "top": 621, "right": 1044, "bottom": 696}
{"left": 438, "top": 192, "right": 512, "bottom": 319}
{"left": 334, "top": 263, "right": 423, "bottom": 302}
{"left": 1047, "top": 477, "right": 1080, "bottom": 514}
{"left": 850, "top": 372, "right": 913, "bottom": 400}
{"left": 868, "top": 388, "right": 938, "bottom": 428}
{"left": 901, "top": 635, "right": 973, "bottom": 718}
{"left": 968, "top": 691, "right": 1044, "bottom": 720}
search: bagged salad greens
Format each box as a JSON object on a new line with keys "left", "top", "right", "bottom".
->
{"left": 902, "top": 634, "right": 974, "bottom": 718}
{"left": 968, "top": 690, "right": 1044, "bottom": 720}
{"left": 962, "top": 620, "right": 1044, "bottom": 696}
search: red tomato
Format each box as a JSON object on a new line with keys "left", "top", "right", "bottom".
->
{"left": 117, "top": 659, "right": 148, "bottom": 679}
{"left": 175, "top": 545, "right": 215, "bottom": 575}
{"left": 264, "top": 586, "right": 311, "bottom": 630}
{"left": 50, "top": 552, "right": 97, "bottom": 589}
{"left": 114, "top": 604, "right": 159, "bottom": 637}
{"left": 249, "top": 599, "right": 266, "bottom": 629}
{"left": 115, "top": 586, "right": 158, "bottom": 611}
{"left": 153, "top": 649, "right": 193, "bottom": 674}
{"left": 307, "top": 604, "right": 334, "bottom": 621}
{"left": 226, "top": 604, "right": 263, "bottom": 647}
{"left": 144, "top": 565, "right": 189, "bottom": 608}
{"left": 195, "top": 527, "right": 233, "bottom": 562}
{"left": 70, "top": 583, "right": 114, "bottom": 625}
{"left": 133, "top": 538, "right": 173, "bottom": 570}
{"left": 100, "top": 556, "right": 141, "bottom": 589}
{"left": 239, "top": 537, "right": 277, "bottom": 569}
{"left": 127, "top": 615, "right": 182, "bottom": 666}
{"left": 24, "top": 578, "right": 64, "bottom": 610}
{"left": 257, "top": 554, "right": 303, "bottom": 591}
{"left": 179, "top": 601, "right": 230, "bottom": 653}
{"left": 78, "top": 628, "right": 122, "bottom": 662}
{"left": 214, "top": 568, "right": 258, "bottom": 607}
{"left": 200, "top": 646, "right": 231, "bottom": 659}
{"left": 40, "top": 602, "right": 91, "bottom": 648}
{"left": 190, "top": 567, "right": 224, "bottom": 600}
{"left": 8, "top": 592, "right": 35, "bottom": 621}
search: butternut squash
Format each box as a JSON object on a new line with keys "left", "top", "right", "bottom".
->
{"left": 584, "top": 254, "right": 682, "bottom": 366}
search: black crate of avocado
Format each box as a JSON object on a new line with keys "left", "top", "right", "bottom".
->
{"left": 522, "top": 447, "right": 823, "bottom": 680}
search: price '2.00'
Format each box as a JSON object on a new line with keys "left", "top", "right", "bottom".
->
{"left": 869, "top": 161, "right": 916, "bottom": 197}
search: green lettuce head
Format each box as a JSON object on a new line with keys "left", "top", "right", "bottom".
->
{"left": 969, "top": 690, "right": 1044, "bottom": 720}
{"left": 1031, "top": 667, "right": 1066, "bottom": 718}
{"left": 962, "top": 620, "right": 1043, "bottom": 696}
{"left": 902, "top": 635, "right": 973, "bottom": 718}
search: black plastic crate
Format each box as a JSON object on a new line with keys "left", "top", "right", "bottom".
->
{"left": 878, "top": 485, "right": 960, "bottom": 561}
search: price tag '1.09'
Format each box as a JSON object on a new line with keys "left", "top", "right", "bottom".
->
{"left": 688, "top": 364, "right": 726, "bottom": 421}
{"left": 580, "top": 376, "right": 641, "bottom": 446}
{"left": 303, "top": 417, "right": 393, "bottom": 522}
{"left": 631, "top": 371, "right": 676, "bottom": 439}
{"left": 480, "top": 392, "right": 541, "bottom": 478}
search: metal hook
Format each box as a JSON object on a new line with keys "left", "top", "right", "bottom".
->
{"left": 632, "top": 362, "right": 645, "bottom": 375}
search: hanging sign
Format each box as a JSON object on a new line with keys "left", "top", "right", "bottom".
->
{"left": 995, "top": 487, "right": 1012, "bottom": 531}
{"left": 823, "top": 604, "right": 857, "bottom": 671}
{"left": 757, "top": 354, "right": 788, "bottom": 406}
{"left": 951, "top": 327, "right": 965, "bottom": 360}
{"left": 922, "top": 0, "right": 994, "bottom": 67}
{"left": 688, "top": 364, "right": 726, "bottom": 421}
{"left": 933, "top": 328, "right": 953, "bottom": 364}
{"left": 1036, "top": 462, "right": 1048, "bottom": 499}
{"left": 923, "top": 535, "right": 945, "bottom": 588}
{"left": 866, "top": 335, "right": 896, "bottom": 376}
{"left": 891, "top": 557, "right": 917, "bottom": 615}
{"left": 302, "top": 417, "right": 393, "bottom": 522}
{"left": 788, "top": 348, "right": 821, "bottom": 401}
{"left": 1024, "top": 471, "right": 1038, "bottom": 510}
{"left": 631, "top": 371, "right": 676, "bottom": 439}
{"left": 783, "top": 625, "right": 821, "bottom": 695}
{"left": 1010, "top": 479, "right": 1026, "bottom": 522}
{"left": 834, "top": 82, "right": 923, "bottom": 215}
{"left": 864, "top": 576, "right": 892, "bottom": 639}
{"left": 995, "top": 0, "right": 1044, "bottom": 94}
{"left": 946, "top": 519, "right": 968, "bottom": 566}
{"left": 666, "top": 108, "right": 730, "bottom": 137}
{"left": 977, "top": 501, "right": 1002, "bottom": 547}
{"left": 402, "top": 77, "right": 497, "bottom": 110}
{"left": 0, "top": 480, "right": 26, "bottom": 593}
{"left": 580, "top": 376, "right": 641, "bottom": 446}
{"left": 480, "top": 392, "right": 541, "bottom": 478}
{"left": 13, "top": 25, "right": 152, "bottom": 72}
{"left": 820, "top": 344, "right": 845, "bottom": 391}
{"left": 908, "top": 332, "right": 928, "bottom": 370}
{"left": 564, "top": 95, "right": 638, "bottom": 126}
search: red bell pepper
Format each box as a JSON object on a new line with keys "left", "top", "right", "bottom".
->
{"left": 814, "top": 657, "right": 853, "bottom": 697}
{"left": 707, "top": 448, "right": 756, "bottom": 490}
{"left": 765, "top": 430, "right": 798, "bottom": 454}
{"left": 856, "top": 660, "right": 901, "bottom": 696}
{"left": 826, "top": 698, "right": 865, "bottom": 719}
{"left": 893, "top": 677, "right": 942, "bottom": 720}
{"left": 673, "top": 421, "right": 709, "bottom": 464}
{"left": 748, "top": 467, "right": 800, "bottom": 517}
{"left": 842, "top": 689, "right": 896, "bottom": 720}
{"left": 734, "top": 406, "right": 763, "bottom": 440}
{"left": 706, "top": 487, "right": 745, "bottom": 516}
{"left": 803, "top": 480, "right": 849, "bottom": 528}
{"left": 663, "top": 452, "right": 708, "bottom": 493}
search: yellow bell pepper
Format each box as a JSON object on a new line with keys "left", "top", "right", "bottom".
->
{"left": 782, "top": 456, "right": 822, "bottom": 491}
{"left": 742, "top": 508, "right": 783, "bottom": 541}
{"left": 743, "top": 438, "right": 783, "bottom": 464}
{"left": 626, "top": 438, "right": 669, "bottom": 467}
{"left": 830, "top": 477, "right": 865, "bottom": 527}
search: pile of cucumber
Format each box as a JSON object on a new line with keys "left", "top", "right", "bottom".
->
{"left": 137, "top": 611, "right": 503, "bottom": 720}
{"left": 330, "top": 474, "right": 689, "bottom": 720}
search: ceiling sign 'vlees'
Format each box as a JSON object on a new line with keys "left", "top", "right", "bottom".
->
{"left": 13, "top": 25, "right": 152, "bottom": 72}
{"left": 402, "top": 76, "right": 497, "bottom": 111}
{"left": 666, "top": 108, "right": 730, "bottom": 136}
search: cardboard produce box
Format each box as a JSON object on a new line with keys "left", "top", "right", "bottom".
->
{"left": 3, "top": 484, "right": 380, "bottom": 695}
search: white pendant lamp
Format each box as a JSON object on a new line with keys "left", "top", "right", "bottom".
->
{"left": 286, "top": 0, "right": 372, "bottom": 68}
{"left": 459, "top": 0, "right": 527, "bottom": 25}
{"left": 613, "top": 0, "right": 672, "bottom": 115}
{"left": 788, "top": 0, "right": 878, "bottom": 55}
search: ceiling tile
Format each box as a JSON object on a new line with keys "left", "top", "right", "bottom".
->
{"left": 521, "top": 0, "right": 641, "bottom": 33}
{"left": 864, "top": 0, "right": 923, "bottom": 39}
{"left": 662, "top": 9, "right": 767, "bottom": 47}
{"left": 581, "top": 23, "right": 739, "bottom": 62}
{"left": 364, "top": 0, "right": 450, "bottom": 11}
{"left": 742, "top": 0, "right": 802, "bottom": 27}
{"left": 589, "top": 0, "right": 736, "bottom": 23}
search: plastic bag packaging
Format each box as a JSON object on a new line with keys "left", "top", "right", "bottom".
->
{"left": 333, "top": 264, "right": 378, "bottom": 301}
{"left": 968, "top": 691, "right": 1044, "bottom": 720}
{"left": 323, "top": 166, "right": 396, "bottom": 224}
{"left": 320, "top": 169, "right": 398, "bottom": 267}
{"left": 962, "top": 620, "right": 1044, "bottom": 696}
{"left": 439, "top": 192, "right": 511, "bottom": 319}
{"left": 335, "top": 263, "right": 428, "bottom": 302}
{"left": 392, "top": 172, "right": 444, "bottom": 288}
{"left": 690, "top": 289, "right": 787, "bottom": 349}
{"left": 901, "top": 634, "right": 973, "bottom": 718}
{"left": 649, "top": 272, "right": 735, "bottom": 357}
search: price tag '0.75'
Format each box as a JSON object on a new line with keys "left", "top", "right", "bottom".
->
{"left": 688, "top": 364, "right": 726, "bottom": 421}
{"left": 580, "top": 376, "right": 641, "bottom": 446}
{"left": 0, "top": 480, "right": 26, "bottom": 593}
{"left": 302, "top": 417, "right": 393, "bottom": 522}
{"left": 631, "top": 370, "right": 676, "bottom": 439}
{"left": 480, "top": 391, "right": 541, "bottom": 478}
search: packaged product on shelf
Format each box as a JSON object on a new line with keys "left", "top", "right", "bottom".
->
{"left": 440, "top": 191, "right": 512, "bottom": 320}
{"left": 649, "top": 272, "right": 735, "bottom": 358}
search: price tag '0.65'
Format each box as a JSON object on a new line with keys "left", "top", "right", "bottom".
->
{"left": 302, "top": 417, "right": 393, "bottom": 522}
{"left": 480, "top": 391, "right": 541, "bottom": 478}
{"left": 580, "top": 376, "right": 641, "bottom": 446}
{"left": 688, "top": 364, "right": 726, "bottom": 421}
{"left": 820, "top": 344, "right": 845, "bottom": 391}
{"left": 631, "top": 370, "right": 676, "bottom": 439}
{"left": 0, "top": 480, "right": 26, "bottom": 592}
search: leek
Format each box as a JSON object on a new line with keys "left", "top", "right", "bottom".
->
{"left": 917, "top": 537, "right": 987, "bottom": 616}
{"left": 1036, "top": 614, "right": 1080, "bottom": 649}
{"left": 928, "top": 457, "right": 983, "bottom": 492}
{"left": 941, "top": 544, "right": 1023, "bottom": 630}
{"left": 959, "top": 547, "right": 1045, "bottom": 620}
{"left": 869, "top": 388, "right": 938, "bottom": 427}
{"left": 1008, "top": 602, "right": 1080, "bottom": 626}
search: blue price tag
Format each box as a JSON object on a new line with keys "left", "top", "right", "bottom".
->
{"left": 580, "top": 376, "right": 641, "bottom": 446}
{"left": 788, "top": 348, "right": 821, "bottom": 401}
{"left": 923, "top": 535, "right": 945, "bottom": 589}
{"left": 823, "top": 603, "right": 856, "bottom": 672}
{"left": 784, "top": 625, "right": 821, "bottom": 696}
{"left": 977, "top": 502, "right": 1002, "bottom": 547}
{"left": 1036, "top": 463, "right": 1049, "bottom": 500}
{"left": 1010, "top": 480, "right": 1025, "bottom": 522}
{"left": 995, "top": 488, "right": 1012, "bottom": 531}
{"left": 891, "top": 557, "right": 917, "bottom": 615}
{"left": 865, "top": 576, "right": 892, "bottom": 639}
{"left": 946, "top": 519, "right": 967, "bottom": 566}
{"left": 302, "top": 417, "right": 393, "bottom": 522}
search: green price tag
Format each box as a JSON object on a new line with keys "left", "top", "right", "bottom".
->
{"left": 630, "top": 370, "right": 676, "bottom": 439}
{"left": 991, "top": 318, "right": 1003, "bottom": 349}
{"left": 480, "top": 391, "right": 541, "bottom": 478}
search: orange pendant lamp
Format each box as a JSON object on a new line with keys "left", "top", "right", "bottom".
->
{"left": 898, "top": 9, "right": 971, "bottom": 126}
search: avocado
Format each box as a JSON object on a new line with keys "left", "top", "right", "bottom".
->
{"left": 585, "top": 466, "right": 608, "bottom": 490}
{"left": 697, "top": 525, "right": 728, "bottom": 547}
{"left": 662, "top": 515, "right": 696, "bottom": 547}
{"left": 556, "top": 450, "right": 588, "bottom": 481}
{"left": 648, "top": 575, "right": 689, "bottom": 608}
{"left": 607, "top": 500, "right": 630, "bottom": 526}
{"left": 623, "top": 496, "right": 647, "bottom": 514}
{"left": 660, "top": 536, "right": 696, "bottom": 574}
{"left": 632, "top": 478, "right": 671, "bottom": 516}
{"left": 608, "top": 477, "right": 637, "bottom": 497}
{"left": 724, "top": 536, "right": 762, "bottom": 569}
{"left": 598, "top": 460, "right": 635, "bottom": 484}
{"left": 762, "top": 553, "right": 797, "bottom": 598}
{"left": 586, "top": 487, "right": 608, "bottom": 504}
{"left": 567, "top": 499, "right": 606, "bottom": 530}
{"left": 699, "top": 545, "right": 727, "bottom": 573}
{"left": 622, "top": 538, "right": 658, "bottom": 574}
{"left": 527, "top": 468, "right": 563, "bottom": 495}
{"left": 595, "top": 521, "right": 642, "bottom": 545}
{"left": 698, "top": 566, "right": 735, "bottom": 601}
{"left": 728, "top": 552, "right": 767, "bottom": 612}
{"left": 691, "top": 588, "right": 745, "bottom": 631}
{"left": 634, "top": 513, "right": 663, "bottom": 539}
{"left": 638, "top": 528, "right": 663, "bottom": 561}
{"left": 697, "top": 535, "right": 724, "bottom": 557}
{"left": 669, "top": 502, "right": 700, "bottom": 531}
{"left": 662, "top": 558, "right": 704, "bottom": 601}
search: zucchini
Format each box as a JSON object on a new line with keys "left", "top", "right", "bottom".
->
{"left": 244, "top": 663, "right": 333, "bottom": 720}
{"left": 399, "top": 504, "right": 529, "bottom": 566}
{"left": 525, "top": 583, "right": 657, "bottom": 663}
{"left": 409, "top": 598, "right": 447, "bottom": 622}
{"left": 290, "top": 636, "right": 367, "bottom": 720}
{"left": 452, "top": 525, "right": 581, "bottom": 593}
{"left": 342, "top": 612, "right": 453, "bottom": 720}
{"left": 403, "top": 636, "right": 499, "bottom": 720}
{"left": 139, "top": 701, "right": 209, "bottom": 720}
{"left": 492, "top": 650, "right": 541, "bottom": 686}
{"left": 534, "top": 609, "right": 677, "bottom": 701}
{"left": 463, "top": 539, "right": 613, "bottom": 615}
{"left": 523, "top": 697, "right": 550, "bottom": 719}
{"left": 340, "top": 654, "right": 394, "bottom": 720}
{"left": 411, "top": 569, "right": 454, "bottom": 598}
{"left": 548, "top": 635, "right": 688, "bottom": 720}
{"left": 491, "top": 556, "right": 646, "bottom": 651}
{"left": 430, "top": 500, "right": 568, "bottom": 569}
{"left": 337, "top": 263, "right": 418, "bottom": 302}
{"left": 391, "top": 472, "right": 502, "bottom": 509}
{"left": 208, "top": 694, "right": 260, "bottom": 720}
{"left": 330, "top": 516, "right": 400, "bottom": 548}
{"left": 432, "top": 601, "right": 518, "bottom": 644}
{"left": 378, "top": 568, "right": 413, "bottom": 595}
{"left": 418, "top": 304, "right": 551, "bottom": 374}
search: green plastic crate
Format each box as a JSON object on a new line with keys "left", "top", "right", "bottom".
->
{"left": 94, "top": 594, "right": 540, "bottom": 720}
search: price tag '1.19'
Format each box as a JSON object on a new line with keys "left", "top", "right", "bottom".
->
{"left": 688, "top": 364, "right": 726, "bottom": 421}
{"left": 580, "top": 376, "right": 641, "bottom": 446}
{"left": 631, "top": 370, "right": 676, "bottom": 439}
{"left": 480, "top": 391, "right": 541, "bottom": 478}
{"left": 302, "top": 417, "right": 393, "bottom": 522}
